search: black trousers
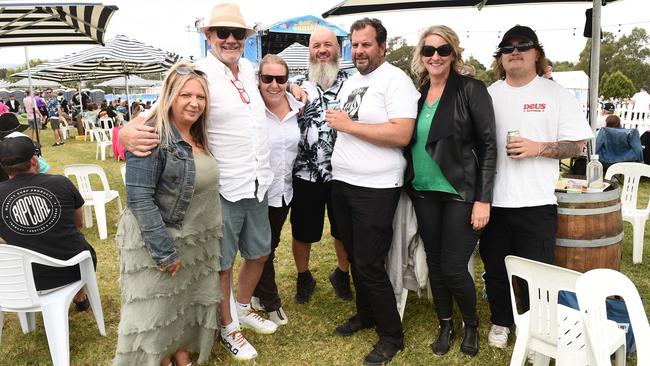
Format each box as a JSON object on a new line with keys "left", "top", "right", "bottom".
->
{"left": 331, "top": 181, "right": 403, "bottom": 347}
{"left": 479, "top": 205, "right": 557, "bottom": 327}
{"left": 409, "top": 190, "right": 479, "bottom": 324}
{"left": 252, "top": 203, "right": 290, "bottom": 312}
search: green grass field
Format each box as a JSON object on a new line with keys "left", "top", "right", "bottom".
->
{"left": 1, "top": 123, "right": 648, "bottom": 366}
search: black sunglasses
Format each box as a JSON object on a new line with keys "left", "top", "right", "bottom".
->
{"left": 421, "top": 44, "right": 453, "bottom": 57}
{"left": 259, "top": 74, "right": 288, "bottom": 84}
{"left": 213, "top": 27, "right": 247, "bottom": 41}
{"left": 499, "top": 41, "right": 536, "bottom": 54}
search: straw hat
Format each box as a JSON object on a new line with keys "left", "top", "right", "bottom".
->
{"left": 200, "top": 3, "right": 255, "bottom": 38}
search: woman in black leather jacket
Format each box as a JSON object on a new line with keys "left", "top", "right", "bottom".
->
{"left": 406, "top": 25, "right": 497, "bottom": 357}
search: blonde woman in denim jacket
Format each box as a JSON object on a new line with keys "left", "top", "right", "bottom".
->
{"left": 114, "top": 63, "right": 222, "bottom": 366}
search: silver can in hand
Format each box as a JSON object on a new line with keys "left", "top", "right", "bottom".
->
{"left": 507, "top": 130, "right": 521, "bottom": 157}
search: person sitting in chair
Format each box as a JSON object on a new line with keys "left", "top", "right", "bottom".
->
{"left": 596, "top": 115, "right": 643, "bottom": 172}
{"left": 0, "top": 133, "right": 96, "bottom": 311}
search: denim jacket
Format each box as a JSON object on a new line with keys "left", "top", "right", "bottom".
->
{"left": 125, "top": 123, "right": 197, "bottom": 267}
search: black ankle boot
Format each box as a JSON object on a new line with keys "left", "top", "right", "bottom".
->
{"left": 460, "top": 320, "right": 479, "bottom": 356}
{"left": 431, "top": 319, "right": 454, "bottom": 356}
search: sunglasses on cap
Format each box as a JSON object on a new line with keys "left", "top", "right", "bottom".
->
{"left": 213, "top": 27, "right": 247, "bottom": 41}
{"left": 174, "top": 66, "right": 207, "bottom": 78}
{"left": 259, "top": 74, "right": 288, "bottom": 84}
{"left": 421, "top": 44, "right": 453, "bottom": 57}
{"left": 499, "top": 41, "right": 536, "bottom": 54}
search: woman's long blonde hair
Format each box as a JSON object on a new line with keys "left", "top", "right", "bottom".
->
{"left": 145, "top": 62, "right": 210, "bottom": 149}
{"left": 410, "top": 25, "right": 465, "bottom": 87}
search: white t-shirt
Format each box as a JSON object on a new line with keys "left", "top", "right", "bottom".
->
{"left": 266, "top": 92, "right": 302, "bottom": 208}
{"left": 631, "top": 90, "right": 650, "bottom": 112}
{"left": 195, "top": 54, "right": 272, "bottom": 203}
{"left": 489, "top": 76, "right": 594, "bottom": 208}
{"left": 332, "top": 62, "right": 419, "bottom": 188}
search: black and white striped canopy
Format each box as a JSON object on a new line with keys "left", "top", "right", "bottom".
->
{"left": 278, "top": 42, "right": 354, "bottom": 72}
{"left": 0, "top": 3, "right": 118, "bottom": 47}
{"left": 12, "top": 34, "right": 181, "bottom": 82}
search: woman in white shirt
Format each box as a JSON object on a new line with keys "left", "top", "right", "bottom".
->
{"left": 251, "top": 54, "right": 303, "bottom": 326}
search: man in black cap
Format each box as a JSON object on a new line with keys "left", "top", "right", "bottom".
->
{"left": 479, "top": 25, "right": 593, "bottom": 349}
{"left": 597, "top": 102, "right": 616, "bottom": 130}
{"left": 0, "top": 133, "right": 96, "bottom": 310}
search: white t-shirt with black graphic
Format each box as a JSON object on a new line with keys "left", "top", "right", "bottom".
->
{"left": 488, "top": 76, "right": 594, "bottom": 208}
{"left": 332, "top": 62, "right": 419, "bottom": 188}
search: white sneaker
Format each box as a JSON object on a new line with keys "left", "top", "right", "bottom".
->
{"left": 268, "top": 306, "right": 288, "bottom": 326}
{"left": 221, "top": 328, "right": 258, "bottom": 360}
{"left": 238, "top": 305, "right": 278, "bottom": 334}
{"left": 488, "top": 324, "right": 510, "bottom": 348}
{"left": 250, "top": 296, "right": 265, "bottom": 312}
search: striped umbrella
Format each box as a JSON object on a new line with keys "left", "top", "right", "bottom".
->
{"left": 13, "top": 35, "right": 180, "bottom": 103}
{"left": 0, "top": 2, "right": 118, "bottom": 144}
{"left": 0, "top": 3, "right": 117, "bottom": 47}
{"left": 278, "top": 42, "right": 354, "bottom": 72}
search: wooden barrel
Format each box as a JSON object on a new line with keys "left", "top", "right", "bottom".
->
{"left": 554, "top": 184, "right": 623, "bottom": 272}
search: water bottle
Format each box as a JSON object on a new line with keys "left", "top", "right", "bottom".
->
{"left": 586, "top": 154, "right": 604, "bottom": 190}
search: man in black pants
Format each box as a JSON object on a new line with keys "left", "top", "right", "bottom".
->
{"left": 479, "top": 25, "right": 593, "bottom": 349}
{"left": 325, "top": 18, "right": 419, "bottom": 365}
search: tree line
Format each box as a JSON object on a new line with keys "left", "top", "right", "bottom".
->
{"left": 386, "top": 27, "right": 650, "bottom": 98}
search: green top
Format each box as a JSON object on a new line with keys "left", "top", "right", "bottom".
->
{"left": 411, "top": 99, "right": 458, "bottom": 194}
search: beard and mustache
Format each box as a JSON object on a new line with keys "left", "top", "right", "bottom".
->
{"left": 308, "top": 54, "right": 340, "bottom": 90}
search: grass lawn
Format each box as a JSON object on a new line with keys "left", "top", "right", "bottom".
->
{"left": 1, "top": 123, "right": 649, "bottom": 366}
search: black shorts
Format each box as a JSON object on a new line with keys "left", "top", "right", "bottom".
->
{"left": 290, "top": 178, "right": 339, "bottom": 243}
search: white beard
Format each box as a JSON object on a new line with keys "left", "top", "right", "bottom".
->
{"left": 308, "top": 61, "right": 339, "bottom": 90}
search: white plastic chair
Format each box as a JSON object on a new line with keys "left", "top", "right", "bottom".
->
{"left": 120, "top": 164, "right": 126, "bottom": 185}
{"left": 0, "top": 245, "right": 105, "bottom": 366}
{"left": 82, "top": 118, "right": 95, "bottom": 142}
{"left": 97, "top": 116, "right": 114, "bottom": 130}
{"left": 605, "top": 162, "right": 650, "bottom": 263}
{"left": 504, "top": 255, "right": 624, "bottom": 366}
{"left": 59, "top": 118, "right": 76, "bottom": 140}
{"left": 91, "top": 128, "right": 113, "bottom": 161}
{"left": 577, "top": 269, "right": 649, "bottom": 366}
{"left": 64, "top": 164, "right": 122, "bottom": 240}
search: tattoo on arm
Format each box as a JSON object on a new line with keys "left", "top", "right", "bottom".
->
{"left": 539, "top": 141, "right": 583, "bottom": 159}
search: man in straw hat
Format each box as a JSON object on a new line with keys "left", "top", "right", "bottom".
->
{"left": 119, "top": 3, "right": 310, "bottom": 361}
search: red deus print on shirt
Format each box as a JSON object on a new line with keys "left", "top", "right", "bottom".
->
{"left": 523, "top": 103, "right": 546, "bottom": 113}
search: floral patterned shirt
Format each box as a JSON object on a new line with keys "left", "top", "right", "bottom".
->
{"left": 293, "top": 70, "right": 349, "bottom": 183}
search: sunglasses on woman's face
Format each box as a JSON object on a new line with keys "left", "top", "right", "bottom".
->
{"left": 499, "top": 41, "right": 535, "bottom": 54}
{"left": 214, "top": 27, "right": 247, "bottom": 41}
{"left": 259, "top": 74, "right": 288, "bottom": 84}
{"left": 421, "top": 44, "right": 453, "bottom": 57}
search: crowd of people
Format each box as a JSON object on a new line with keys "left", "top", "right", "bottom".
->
{"left": 0, "top": 2, "right": 601, "bottom": 366}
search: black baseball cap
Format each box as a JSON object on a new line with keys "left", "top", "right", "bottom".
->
{"left": 499, "top": 25, "right": 539, "bottom": 47}
{"left": 603, "top": 103, "right": 615, "bottom": 113}
{"left": 0, "top": 113, "right": 29, "bottom": 139}
{"left": 0, "top": 133, "right": 39, "bottom": 167}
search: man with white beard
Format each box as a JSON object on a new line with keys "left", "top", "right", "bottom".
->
{"left": 289, "top": 27, "right": 353, "bottom": 304}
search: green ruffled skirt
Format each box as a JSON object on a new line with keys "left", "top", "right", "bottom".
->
{"left": 114, "top": 155, "right": 222, "bottom": 366}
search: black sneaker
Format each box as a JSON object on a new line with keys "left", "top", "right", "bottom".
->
{"left": 73, "top": 296, "right": 90, "bottom": 312}
{"left": 334, "top": 314, "right": 374, "bottom": 337}
{"left": 295, "top": 271, "right": 316, "bottom": 304}
{"left": 363, "top": 340, "right": 403, "bottom": 366}
{"left": 328, "top": 268, "right": 353, "bottom": 300}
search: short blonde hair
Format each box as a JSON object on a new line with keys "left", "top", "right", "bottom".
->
{"left": 411, "top": 25, "right": 465, "bottom": 87}
{"left": 259, "top": 54, "right": 289, "bottom": 78}
{"left": 146, "top": 62, "right": 210, "bottom": 150}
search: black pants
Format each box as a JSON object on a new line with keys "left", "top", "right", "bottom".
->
{"left": 331, "top": 181, "right": 403, "bottom": 347}
{"left": 252, "top": 203, "right": 290, "bottom": 312}
{"left": 479, "top": 205, "right": 557, "bottom": 327}
{"left": 410, "top": 190, "right": 479, "bottom": 324}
